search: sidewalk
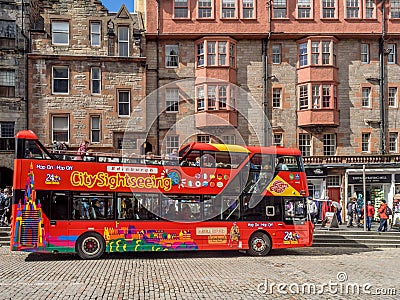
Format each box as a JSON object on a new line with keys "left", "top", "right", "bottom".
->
{"left": 315, "top": 222, "right": 400, "bottom": 232}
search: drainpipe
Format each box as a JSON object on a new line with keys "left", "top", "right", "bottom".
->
{"left": 21, "top": 0, "right": 29, "bottom": 130}
{"left": 262, "top": 2, "right": 272, "bottom": 147}
{"left": 379, "top": 0, "right": 386, "bottom": 154}
{"left": 156, "top": 0, "right": 160, "bottom": 154}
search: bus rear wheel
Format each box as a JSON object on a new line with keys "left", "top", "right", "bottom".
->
{"left": 247, "top": 232, "right": 271, "bottom": 256}
{"left": 76, "top": 232, "right": 105, "bottom": 260}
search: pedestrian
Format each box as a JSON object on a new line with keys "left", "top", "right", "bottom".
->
{"left": 347, "top": 197, "right": 357, "bottom": 227}
{"left": 307, "top": 197, "right": 318, "bottom": 224}
{"left": 361, "top": 201, "right": 375, "bottom": 231}
{"left": 377, "top": 199, "right": 389, "bottom": 232}
{"left": 77, "top": 140, "right": 89, "bottom": 160}
{"left": 331, "top": 201, "right": 343, "bottom": 225}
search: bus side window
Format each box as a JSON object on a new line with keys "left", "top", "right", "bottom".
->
{"left": 51, "top": 193, "right": 69, "bottom": 220}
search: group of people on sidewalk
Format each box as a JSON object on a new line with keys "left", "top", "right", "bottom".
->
{"left": 346, "top": 197, "right": 391, "bottom": 232}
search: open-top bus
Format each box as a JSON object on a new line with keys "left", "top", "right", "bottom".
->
{"left": 11, "top": 130, "right": 313, "bottom": 259}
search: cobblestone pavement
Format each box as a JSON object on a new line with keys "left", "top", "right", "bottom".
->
{"left": 0, "top": 246, "right": 399, "bottom": 300}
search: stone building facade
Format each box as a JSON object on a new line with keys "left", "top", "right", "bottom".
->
{"left": 28, "top": 0, "right": 146, "bottom": 154}
{"left": 0, "top": 0, "right": 31, "bottom": 187}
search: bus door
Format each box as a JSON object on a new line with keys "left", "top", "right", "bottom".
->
{"left": 47, "top": 191, "right": 70, "bottom": 251}
{"left": 275, "top": 197, "right": 308, "bottom": 247}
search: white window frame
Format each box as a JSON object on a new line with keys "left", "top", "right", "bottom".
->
{"left": 365, "top": 0, "right": 375, "bottom": 19}
{"left": 52, "top": 115, "right": 69, "bottom": 143}
{"left": 174, "top": 0, "right": 189, "bottom": 18}
{"left": 323, "top": 133, "right": 336, "bottom": 156}
{"left": 361, "top": 132, "right": 370, "bottom": 152}
{"left": 242, "top": 0, "right": 255, "bottom": 19}
{"left": 391, "top": 0, "right": 400, "bottom": 19}
{"left": 198, "top": 0, "right": 213, "bottom": 18}
{"left": 346, "top": 0, "right": 360, "bottom": 19}
{"left": 52, "top": 66, "right": 69, "bottom": 94}
{"left": 273, "top": 133, "right": 283, "bottom": 146}
{"left": 91, "top": 67, "right": 101, "bottom": 95}
{"left": 299, "top": 85, "right": 309, "bottom": 110}
{"left": 299, "top": 133, "right": 311, "bottom": 156}
{"left": 166, "top": 45, "right": 179, "bottom": 68}
{"left": 389, "top": 132, "right": 398, "bottom": 153}
{"left": 222, "top": 135, "right": 236, "bottom": 144}
{"left": 362, "top": 87, "right": 371, "bottom": 107}
{"left": 297, "top": 0, "right": 311, "bottom": 19}
{"left": 166, "top": 135, "right": 180, "bottom": 154}
{"left": 0, "top": 70, "right": 15, "bottom": 97}
{"left": 197, "top": 86, "right": 205, "bottom": 111}
{"left": 361, "top": 43, "right": 370, "bottom": 64}
{"left": 322, "top": 0, "right": 336, "bottom": 19}
{"left": 272, "top": 44, "right": 281, "bottom": 64}
{"left": 389, "top": 87, "right": 397, "bottom": 108}
{"left": 327, "top": 175, "right": 340, "bottom": 187}
{"left": 52, "top": 21, "right": 69, "bottom": 45}
{"left": 118, "top": 90, "right": 130, "bottom": 117}
{"left": 299, "top": 43, "right": 308, "bottom": 67}
{"left": 273, "top": 0, "right": 287, "bottom": 18}
{"left": 197, "top": 134, "right": 210, "bottom": 143}
{"left": 197, "top": 42, "right": 205, "bottom": 67}
{"left": 118, "top": 26, "right": 129, "bottom": 57}
{"left": 90, "top": 115, "right": 101, "bottom": 143}
{"left": 272, "top": 88, "right": 282, "bottom": 108}
{"left": 388, "top": 43, "right": 396, "bottom": 64}
{"left": 90, "top": 22, "right": 101, "bottom": 47}
{"left": 166, "top": 88, "right": 179, "bottom": 113}
{"left": 222, "top": 0, "right": 236, "bottom": 18}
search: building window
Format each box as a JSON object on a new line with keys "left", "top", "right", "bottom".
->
{"left": 207, "top": 41, "right": 216, "bottom": 65}
{"left": 273, "top": 133, "right": 283, "bottom": 146}
{"left": 207, "top": 86, "right": 216, "bottom": 110}
{"left": 361, "top": 43, "right": 369, "bottom": 64}
{"left": 361, "top": 132, "right": 370, "bottom": 152}
{"left": 174, "top": 0, "right": 189, "bottom": 18}
{"left": 389, "top": 132, "right": 398, "bottom": 153}
{"left": 274, "top": 0, "right": 287, "bottom": 18}
{"left": 322, "top": 0, "right": 336, "bottom": 19}
{"left": 91, "top": 67, "right": 101, "bottom": 95}
{"left": 298, "top": 0, "right": 311, "bottom": 18}
{"left": 118, "top": 90, "right": 130, "bottom": 116}
{"left": 197, "top": 86, "right": 205, "bottom": 111}
{"left": 166, "top": 135, "right": 180, "bottom": 154}
{"left": 230, "top": 43, "right": 235, "bottom": 67}
{"left": 391, "top": 0, "right": 400, "bottom": 18}
{"left": 197, "top": 135, "right": 210, "bottom": 143}
{"left": 312, "top": 85, "right": 320, "bottom": 108}
{"left": 299, "top": 85, "right": 308, "bottom": 110}
{"left": 365, "top": 0, "right": 374, "bottom": 18}
{"left": 90, "top": 22, "right": 101, "bottom": 47}
{"left": 222, "top": 135, "right": 236, "bottom": 144}
{"left": 389, "top": 87, "right": 397, "bottom": 107}
{"left": 166, "top": 88, "right": 179, "bottom": 112}
{"left": 197, "top": 42, "right": 205, "bottom": 66}
{"left": 322, "top": 41, "right": 330, "bottom": 64}
{"left": 323, "top": 133, "right": 336, "bottom": 156}
{"left": 299, "top": 134, "right": 311, "bottom": 156}
{"left": 166, "top": 45, "right": 179, "bottom": 68}
{"left": 272, "top": 44, "right": 281, "bottom": 64}
{"left": 52, "top": 21, "right": 69, "bottom": 45}
{"left": 0, "top": 70, "right": 15, "bottom": 97}
{"left": 52, "top": 116, "right": 69, "bottom": 143}
{"left": 322, "top": 85, "right": 331, "bottom": 108}
{"left": 52, "top": 66, "right": 69, "bottom": 94}
{"left": 272, "top": 88, "right": 282, "bottom": 108}
{"left": 222, "top": 0, "right": 236, "bottom": 18}
{"left": 0, "top": 20, "right": 16, "bottom": 48}
{"left": 219, "top": 85, "right": 227, "bottom": 109}
{"left": 299, "top": 43, "right": 308, "bottom": 67}
{"left": 118, "top": 26, "right": 129, "bottom": 57}
{"left": 198, "top": 0, "right": 213, "bottom": 18}
{"left": 242, "top": 0, "right": 254, "bottom": 18}
{"left": 218, "top": 42, "right": 227, "bottom": 65}
{"left": 0, "top": 122, "right": 15, "bottom": 151}
{"left": 90, "top": 115, "right": 101, "bottom": 143}
{"left": 327, "top": 175, "right": 340, "bottom": 186}
{"left": 388, "top": 44, "right": 396, "bottom": 64}
{"left": 362, "top": 87, "right": 371, "bottom": 107}
{"left": 311, "top": 42, "right": 319, "bottom": 64}
{"left": 346, "top": 0, "right": 359, "bottom": 18}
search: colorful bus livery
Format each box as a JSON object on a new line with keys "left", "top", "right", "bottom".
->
{"left": 11, "top": 130, "right": 313, "bottom": 259}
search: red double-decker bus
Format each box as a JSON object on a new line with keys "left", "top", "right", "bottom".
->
{"left": 11, "top": 130, "right": 313, "bottom": 259}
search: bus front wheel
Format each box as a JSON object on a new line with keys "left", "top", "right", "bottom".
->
{"left": 247, "top": 232, "right": 271, "bottom": 256}
{"left": 76, "top": 232, "right": 105, "bottom": 260}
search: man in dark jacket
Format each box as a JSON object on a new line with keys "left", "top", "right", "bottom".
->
{"left": 377, "top": 200, "right": 389, "bottom": 232}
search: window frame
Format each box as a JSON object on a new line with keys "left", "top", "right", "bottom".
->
{"left": 321, "top": 0, "right": 337, "bottom": 19}
{"left": 297, "top": 0, "right": 312, "bottom": 19}
{"left": 118, "top": 26, "right": 129, "bottom": 57}
{"left": 361, "top": 132, "right": 370, "bottom": 153}
{"left": 117, "top": 90, "right": 131, "bottom": 117}
{"left": 365, "top": 0, "right": 375, "bottom": 19}
{"left": 345, "top": 0, "right": 360, "bottom": 19}
{"left": 166, "top": 88, "right": 180, "bottom": 113}
{"left": 166, "top": 135, "right": 180, "bottom": 154}
{"left": 174, "top": 0, "right": 189, "bottom": 18}
{"left": 273, "top": 133, "right": 283, "bottom": 146}
{"left": 166, "top": 44, "right": 179, "bottom": 68}
{"left": 90, "top": 115, "right": 101, "bottom": 144}
{"left": 389, "top": 132, "right": 398, "bottom": 153}
{"left": 389, "top": 87, "right": 398, "bottom": 108}
{"left": 197, "top": 0, "right": 214, "bottom": 19}
{"left": 273, "top": 0, "right": 287, "bottom": 19}
{"left": 51, "top": 20, "right": 69, "bottom": 46}
{"left": 221, "top": 0, "right": 237, "bottom": 19}
{"left": 299, "top": 133, "right": 311, "bottom": 156}
{"left": 241, "top": 0, "right": 255, "bottom": 19}
{"left": 52, "top": 115, "right": 70, "bottom": 143}
{"left": 391, "top": 0, "right": 400, "bottom": 19}
{"left": 361, "top": 43, "right": 370, "bottom": 64}
{"left": 52, "top": 66, "right": 69, "bottom": 94}
{"left": 272, "top": 44, "right": 281, "bottom": 64}
{"left": 90, "top": 21, "right": 101, "bottom": 47}
{"left": 362, "top": 87, "right": 371, "bottom": 108}
{"left": 387, "top": 43, "right": 397, "bottom": 64}
{"left": 0, "top": 69, "right": 15, "bottom": 97}
{"left": 299, "top": 42, "right": 308, "bottom": 67}
{"left": 299, "top": 85, "right": 309, "bottom": 110}
{"left": 91, "top": 67, "right": 101, "bottom": 95}
{"left": 323, "top": 133, "right": 336, "bottom": 156}
{"left": 272, "top": 88, "right": 282, "bottom": 108}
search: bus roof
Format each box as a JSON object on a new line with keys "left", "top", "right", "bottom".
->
{"left": 15, "top": 130, "right": 39, "bottom": 140}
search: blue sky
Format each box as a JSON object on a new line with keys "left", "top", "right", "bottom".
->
{"left": 101, "top": 0, "right": 134, "bottom": 13}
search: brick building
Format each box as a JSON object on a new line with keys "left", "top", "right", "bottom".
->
{"left": 137, "top": 1, "right": 400, "bottom": 215}
{"left": 0, "top": 0, "right": 30, "bottom": 188}
{"left": 28, "top": 0, "right": 146, "bottom": 154}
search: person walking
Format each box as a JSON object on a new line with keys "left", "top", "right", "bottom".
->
{"left": 377, "top": 199, "right": 389, "bottom": 232}
{"left": 347, "top": 197, "right": 357, "bottom": 227}
{"left": 77, "top": 140, "right": 89, "bottom": 160}
{"left": 307, "top": 197, "right": 318, "bottom": 224}
{"left": 361, "top": 201, "right": 375, "bottom": 231}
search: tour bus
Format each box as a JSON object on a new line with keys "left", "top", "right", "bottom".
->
{"left": 11, "top": 130, "right": 313, "bottom": 259}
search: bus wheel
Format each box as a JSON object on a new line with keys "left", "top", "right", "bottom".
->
{"left": 76, "top": 232, "right": 105, "bottom": 260}
{"left": 247, "top": 232, "right": 271, "bottom": 256}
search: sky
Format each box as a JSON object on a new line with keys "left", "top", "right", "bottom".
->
{"left": 101, "top": 0, "right": 134, "bottom": 13}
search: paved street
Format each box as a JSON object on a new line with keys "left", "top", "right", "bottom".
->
{"left": 0, "top": 246, "right": 399, "bottom": 300}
